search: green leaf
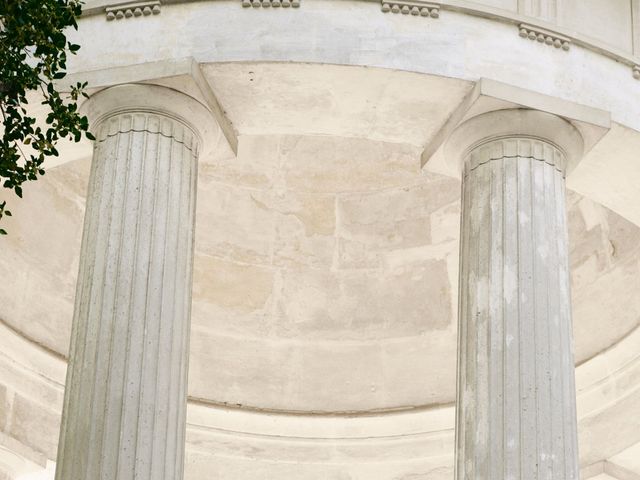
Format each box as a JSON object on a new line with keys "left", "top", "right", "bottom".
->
{"left": 0, "top": 0, "right": 85, "bottom": 229}
{"left": 0, "top": 229, "right": 7, "bottom": 236}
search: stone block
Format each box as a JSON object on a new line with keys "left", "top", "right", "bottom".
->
{"left": 193, "top": 254, "right": 275, "bottom": 316}
{"left": 8, "top": 394, "right": 60, "bottom": 460}
{"left": 195, "top": 182, "right": 275, "bottom": 264}
{"left": 279, "top": 135, "right": 421, "bottom": 193}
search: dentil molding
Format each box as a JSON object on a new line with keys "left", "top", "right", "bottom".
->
{"left": 242, "top": 0, "right": 300, "bottom": 7}
{"left": 105, "top": 0, "right": 160, "bottom": 20}
{"left": 519, "top": 22, "right": 570, "bottom": 50}
{"left": 85, "top": 0, "right": 640, "bottom": 83}
{"left": 381, "top": 0, "right": 440, "bottom": 18}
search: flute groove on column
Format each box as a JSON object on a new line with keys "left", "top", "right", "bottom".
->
{"left": 55, "top": 111, "right": 198, "bottom": 480}
{"left": 456, "top": 137, "right": 578, "bottom": 480}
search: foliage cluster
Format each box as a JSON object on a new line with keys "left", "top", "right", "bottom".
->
{"left": 0, "top": 0, "right": 91, "bottom": 234}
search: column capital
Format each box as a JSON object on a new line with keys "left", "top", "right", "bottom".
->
{"left": 81, "top": 83, "right": 221, "bottom": 159}
{"left": 443, "top": 108, "right": 584, "bottom": 177}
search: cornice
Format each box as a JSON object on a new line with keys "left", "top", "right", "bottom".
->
{"left": 81, "top": 0, "right": 640, "bottom": 79}
{"left": 436, "top": 0, "right": 640, "bottom": 79}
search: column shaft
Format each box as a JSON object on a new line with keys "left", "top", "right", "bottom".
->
{"left": 456, "top": 138, "right": 579, "bottom": 480}
{"left": 55, "top": 112, "right": 198, "bottom": 480}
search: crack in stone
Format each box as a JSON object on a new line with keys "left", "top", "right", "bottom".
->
{"left": 96, "top": 129, "right": 197, "bottom": 152}
{"left": 465, "top": 155, "right": 565, "bottom": 179}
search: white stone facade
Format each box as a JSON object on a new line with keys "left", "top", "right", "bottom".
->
{"left": 1, "top": 1, "right": 640, "bottom": 480}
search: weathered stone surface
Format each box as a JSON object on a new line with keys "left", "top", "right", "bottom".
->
{"left": 0, "top": 158, "right": 88, "bottom": 355}
{"left": 276, "top": 259, "right": 451, "bottom": 339}
{"left": 196, "top": 181, "right": 275, "bottom": 264}
{"left": 1, "top": 132, "right": 639, "bottom": 419}
{"left": 394, "top": 468, "right": 452, "bottom": 480}
{"left": 271, "top": 191, "right": 336, "bottom": 268}
{"left": 335, "top": 177, "right": 458, "bottom": 268}
{"left": 201, "top": 63, "right": 474, "bottom": 148}
{"left": 0, "top": 360, "right": 63, "bottom": 414}
{"left": 193, "top": 255, "right": 275, "bottom": 316}
{"left": 200, "top": 135, "right": 277, "bottom": 190}
{"left": 279, "top": 135, "right": 421, "bottom": 193}
{"left": 187, "top": 328, "right": 302, "bottom": 408}
{"left": 567, "top": 192, "right": 640, "bottom": 362}
{"left": 573, "top": 260, "right": 640, "bottom": 361}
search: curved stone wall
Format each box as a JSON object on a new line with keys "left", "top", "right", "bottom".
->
{"left": 81, "top": 0, "right": 640, "bottom": 60}
{"left": 0, "top": 132, "right": 639, "bottom": 417}
{"left": 1, "top": 0, "right": 640, "bottom": 477}
{"left": 1, "top": 291, "right": 640, "bottom": 479}
{"left": 45, "top": 2, "right": 640, "bottom": 232}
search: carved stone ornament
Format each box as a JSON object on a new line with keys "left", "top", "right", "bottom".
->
{"left": 381, "top": 0, "right": 440, "bottom": 18}
{"left": 633, "top": 65, "right": 640, "bottom": 80}
{"left": 105, "top": 0, "right": 161, "bottom": 20}
{"left": 519, "top": 23, "right": 570, "bottom": 50}
{"left": 242, "top": 0, "right": 300, "bottom": 8}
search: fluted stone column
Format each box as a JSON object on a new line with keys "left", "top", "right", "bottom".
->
{"left": 448, "top": 110, "right": 585, "bottom": 480}
{"left": 55, "top": 85, "right": 216, "bottom": 480}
